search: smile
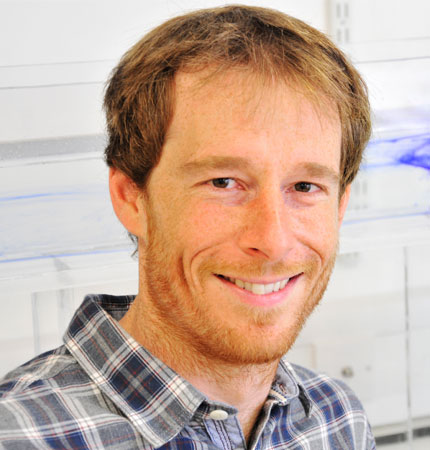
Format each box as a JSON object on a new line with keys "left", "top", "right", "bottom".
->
{"left": 217, "top": 275, "right": 291, "bottom": 295}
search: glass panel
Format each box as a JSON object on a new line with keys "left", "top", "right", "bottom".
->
{"left": 408, "top": 243, "right": 430, "bottom": 448}
{"left": 0, "top": 292, "right": 34, "bottom": 377}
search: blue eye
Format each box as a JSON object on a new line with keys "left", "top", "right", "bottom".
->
{"left": 211, "top": 178, "right": 235, "bottom": 189}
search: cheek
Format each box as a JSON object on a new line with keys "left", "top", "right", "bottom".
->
{"left": 291, "top": 203, "right": 340, "bottom": 255}
{"left": 154, "top": 199, "right": 240, "bottom": 279}
{"left": 184, "top": 202, "right": 240, "bottom": 240}
{"left": 171, "top": 203, "right": 240, "bottom": 290}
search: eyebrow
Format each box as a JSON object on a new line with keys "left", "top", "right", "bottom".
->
{"left": 299, "top": 162, "right": 340, "bottom": 185}
{"left": 180, "top": 156, "right": 340, "bottom": 184}
{"left": 180, "top": 156, "right": 253, "bottom": 174}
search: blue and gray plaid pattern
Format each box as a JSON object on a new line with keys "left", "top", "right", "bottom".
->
{"left": 0, "top": 294, "right": 375, "bottom": 449}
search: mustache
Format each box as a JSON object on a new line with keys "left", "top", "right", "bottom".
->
{"left": 198, "top": 256, "right": 318, "bottom": 279}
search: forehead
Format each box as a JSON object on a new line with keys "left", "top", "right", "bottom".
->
{"left": 173, "top": 68, "right": 338, "bottom": 124}
{"left": 161, "top": 68, "right": 341, "bottom": 172}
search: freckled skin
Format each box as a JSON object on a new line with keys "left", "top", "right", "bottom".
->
{"left": 125, "top": 71, "right": 347, "bottom": 363}
{"left": 112, "top": 69, "right": 351, "bottom": 439}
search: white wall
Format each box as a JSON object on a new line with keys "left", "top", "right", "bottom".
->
{"left": 1, "top": 0, "right": 429, "bottom": 142}
{"left": 0, "top": 0, "right": 326, "bottom": 142}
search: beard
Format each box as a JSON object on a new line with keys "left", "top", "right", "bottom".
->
{"left": 142, "top": 204, "right": 337, "bottom": 367}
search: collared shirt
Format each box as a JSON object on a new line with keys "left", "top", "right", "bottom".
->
{"left": 0, "top": 294, "right": 375, "bottom": 449}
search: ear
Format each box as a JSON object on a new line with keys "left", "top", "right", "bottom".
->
{"left": 338, "top": 183, "right": 351, "bottom": 226}
{"left": 109, "top": 168, "right": 147, "bottom": 239}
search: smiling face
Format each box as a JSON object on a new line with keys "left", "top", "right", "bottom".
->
{"left": 136, "top": 70, "right": 349, "bottom": 365}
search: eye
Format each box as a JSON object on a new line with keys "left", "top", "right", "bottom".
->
{"left": 294, "top": 182, "right": 319, "bottom": 193}
{"left": 210, "top": 178, "right": 237, "bottom": 189}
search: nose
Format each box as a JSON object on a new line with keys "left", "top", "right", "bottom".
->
{"left": 238, "top": 188, "right": 293, "bottom": 261}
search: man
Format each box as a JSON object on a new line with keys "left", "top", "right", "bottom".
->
{"left": 0, "top": 5, "right": 374, "bottom": 449}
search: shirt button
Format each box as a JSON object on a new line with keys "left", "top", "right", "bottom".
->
{"left": 209, "top": 409, "right": 229, "bottom": 420}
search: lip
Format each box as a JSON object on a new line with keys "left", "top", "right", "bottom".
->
{"left": 221, "top": 275, "right": 290, "bottom": 284}
{"left": 215, "top": 273, "right": 302, "bottom": 308}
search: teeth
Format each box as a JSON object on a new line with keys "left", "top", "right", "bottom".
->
{"left": 264, "top": 283, "right": 275, "bottom": 294}
{"left": 235, "top": 279, "right": 244, "bottom": 289}
{"left": 225, "top": 276, "right": 290, "bottom": 295}
{"left": 252, "top": 284, "right": 266, "bottom": 295}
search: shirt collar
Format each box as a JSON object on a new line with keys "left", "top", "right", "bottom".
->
{"left": 272, "top": 357, "right": 313, "bottom": 416}
{"left": 64, "top": 294, "right": 313, "bottom": 447}
{"left": 64, "top": 294, "right": 206, "bottom": 448}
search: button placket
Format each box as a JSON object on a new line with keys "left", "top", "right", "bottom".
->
{"left": 204, "top": 407, "right": 245, "bottom": 450}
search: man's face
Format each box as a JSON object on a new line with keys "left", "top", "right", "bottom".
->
{"left": 139, "top": 70, "right": 348, "bottom": 365}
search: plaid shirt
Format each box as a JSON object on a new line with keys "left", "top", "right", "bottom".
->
{"left": 0, "top": 294, "right": 375, "bottom": 449}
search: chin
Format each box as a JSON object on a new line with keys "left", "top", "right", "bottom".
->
{"left": 190, "top": 315, "right": 304, "bottom": 366}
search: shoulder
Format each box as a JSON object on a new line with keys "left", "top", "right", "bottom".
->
{"left": 1, "top": 345, "right": 77, "bottom": 397}
{"left": 0, "top": 346, "right": 132, "bottom": 448}
{"left": 286, "top": 362, "right": 376, "bottom": 449}
{"left": 0, "top": 346, "right": 88, "bottom": 425}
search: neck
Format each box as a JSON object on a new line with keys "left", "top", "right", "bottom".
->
{"left": 119, "top": 293, "right": 279, "bottom": 442}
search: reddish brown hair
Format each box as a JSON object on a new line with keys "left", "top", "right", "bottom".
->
{"left": 104, "top": 5, "right": 371, "bottom": 195}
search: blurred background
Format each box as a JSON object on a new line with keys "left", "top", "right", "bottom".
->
{"left": 0, "top": 1, "right": 429, "bottom": 448}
